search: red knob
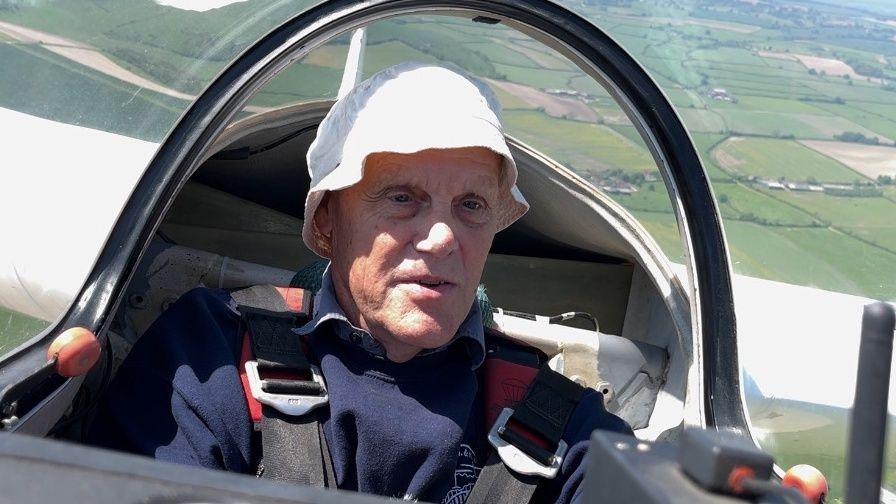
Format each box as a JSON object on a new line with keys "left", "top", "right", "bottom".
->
{"left": 782, "top": 464, "right": 828, "bottom": 504}
{"left": 47, "top": 327, "right": 101, "bottom": 377}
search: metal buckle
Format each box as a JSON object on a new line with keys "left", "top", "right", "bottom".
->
{"left": 487, "top": 407, "right": 567, "bottom": 479}
{"left": 244, "top": 360, "right": 329, "bottom": 417}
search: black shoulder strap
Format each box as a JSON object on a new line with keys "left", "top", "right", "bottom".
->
{"left": 467, "top": 365, "right": 586, "bottom": 504}
{"left": 234, "top": 285, "right": 335, "bottom": 488}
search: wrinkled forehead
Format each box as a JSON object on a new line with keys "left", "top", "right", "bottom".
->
{"left": 360, "top": 148, "right": 505, "bottom": 193}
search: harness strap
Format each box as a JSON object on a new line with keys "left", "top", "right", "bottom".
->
{"left": 234, "top": 285, "right": 583, "bottom": 500}
{"left": 233, "top": 285, "right": 335, "bottom": 488}
{"left": 467, "top": 366, "right": 585, "bottom": 504}
{"left": 258, "top": 404, "right": 329, "bottom": 486}
{"left": 466, "top": 452, "right": 542, "bottom": 504}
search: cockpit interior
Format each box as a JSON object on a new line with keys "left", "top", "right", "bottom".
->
{"left": 69, "top": 98, "right": 694, "bottom": 449}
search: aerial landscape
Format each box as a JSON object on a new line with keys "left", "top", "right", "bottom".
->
{"left": 2, "top": 0, "right": 892, "bottom": 303}
{"left": 1, "top": 0, "right": 895, "bottom": 501}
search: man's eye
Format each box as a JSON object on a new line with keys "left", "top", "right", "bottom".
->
{"left": 462, "top": 199, "right": 484, "bottom": 211}
{"left": 389, "top": 193, "right": 413, "bottom": 203}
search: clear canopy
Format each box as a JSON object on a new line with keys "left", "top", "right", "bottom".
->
{"left": 1, "top": 2, "right": 895, "bottom": 501}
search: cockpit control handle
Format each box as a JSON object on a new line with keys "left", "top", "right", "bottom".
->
{"left": 846, "top": 302, "right": 896, "bottom": 504}
{"left": 581, "top": 429, "right": 807, "bottom": 503}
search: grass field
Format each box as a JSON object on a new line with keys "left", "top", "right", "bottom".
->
{"left": 462, "top": 42, "right": 539, "bottom": 68}
{"left": 755, "top": 401, "right": 896, "bottom": 503}
{"left": 629, "top": 211, "right": 686, "bottom": 262}
{"left": 246, "top": 62, "right": 342, "bottom": 107}
{"left": 0, "top": 306, "right": 48, "bottom": 356}
{"left": 716, "top": 109, "right": 881, "bottom": 139}
{"left": 808, "top": 101, "right": 896, "bottom": 141}
{"left": 708, "top": 94, "right": 832, "bottom": 115}
{"left": 363, "top": 41, "right": 441, "bottom": 76}
{"left": 492, "top": 63, "right": 579, "bottom": 90}
{"left": 712, "top": 137, "right": 866, "bottom": 183}
{"left": 677, "top": 108, "right": 728, "bottom": 133}
{"left": 723, "top": 222, "right": 896, "bottom": 301}
{"left": 690, "top": 132, "right": 738, "bottom": 180}
{"left": 0, "top": 43, "right": 183, "bottom": 141}
{"left": 771, "top": 192, "right": 896, "bottom": 253}
{"left": 618, "top": 183, "right": 680, "bottom": 215}
{"left": 885, "top": 186, "right": 896, "bottom": 201}
{"left": 503, "top": 110, "right": 657, "bottom": 174}
{"left": 489, "top": 38, "right": 573, "bottom": 71}
{"left": 712, "top": 182, "right": 819, "bottom": 226}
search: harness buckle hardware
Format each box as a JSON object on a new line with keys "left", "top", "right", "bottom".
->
{"left": 244, "top": 360, "right": 329, "bottom": 417}
{"left": 487, "top": 407, "right": 567, "bottom": 479}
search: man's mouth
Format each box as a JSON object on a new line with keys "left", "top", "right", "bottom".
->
{"left": 415, "top": 279, "right": 450, "bottom": 287}
{"left": 396, "top": 275, "right": 457, "bottom": 297}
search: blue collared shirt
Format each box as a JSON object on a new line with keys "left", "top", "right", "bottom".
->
{"left": 295, "top": 268, "right": 486, "bottom": 368}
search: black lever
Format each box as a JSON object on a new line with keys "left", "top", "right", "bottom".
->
{"left": 846, "top": 302, "right": 896, "bottom": 504}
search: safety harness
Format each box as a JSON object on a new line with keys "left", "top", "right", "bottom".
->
{"left": 232, "top": 284, "right": 586, "bottom": 503}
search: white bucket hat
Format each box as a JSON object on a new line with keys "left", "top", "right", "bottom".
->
{"left": 302, "top": 61, "right": 529, "bottom": 258}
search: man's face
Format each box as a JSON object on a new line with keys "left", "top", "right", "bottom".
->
{"left": 315, "top": 147, "right": 502, "bottom": 362}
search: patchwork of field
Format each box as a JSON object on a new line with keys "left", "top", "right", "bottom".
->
{"left": 486, "top": 79, "right": 598, "bottom": 122}
{"left": 444, "top": 7, "right": 896, "bottom": 311}
{"left": 770, "top": 192, "right": 896, "bottom": 253}
{"left": 712, "top": 137, "right": 867, "bottom": 183}
{"left": 0, "top": 2, "right": 893, "bottom": 312}
{"left": 800, "top": 140, "right": 896, "bottom": 179}
{"left": 503, "top": 109, "right": 657, "bottom": 174}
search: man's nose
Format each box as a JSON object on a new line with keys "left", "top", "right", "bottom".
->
{"left": 415, "top": 220, "right": 458, "bottom": 257}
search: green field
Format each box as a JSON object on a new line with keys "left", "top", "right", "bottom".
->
{"left": 247, "top": 62, "right": 342, "bottom": 107}
{"left": 629, "top": 211, "right": 686, "bottom": 263}
{"left": 690, "top": 132, "right": 737, "bottom": 180}
{"left": 0, "top": 43, "right": 183, "bottom": 141}
{"left": 462, "top": 42, "right": 539, "bottom": 68}
{"left": 771, "top": 192, "right": 896, "bottom": 253}
{"left": 362, "top": 41, "right": 441, "bottom": 76}
{"left": 708, "top": 94, "right": 829, "bottom": 115}
{"left": 717, "top": 109, "right": 880, "bottom": 139}
{"left": 504, "top": 110, "right": 657, "bottom": 174}
{"left": 807, "top": 101, "right": 896, "bottom": 142}
{"left": 712, "top": 137, "right": 866, "bottom": 183}
{"left": 677, "top": 108, "right": 729, "bottom": 133}
{"left": 712, "top": 182, "right": 820, "bottom": 226}
{"left": 724, "top": 222, "right": 896, "bottom": 301}
{"left": 755, "top": 401, "right": 896, "bottom": 503}
{"left": 492, "top": 63, "right": 579, "bottom": 89}
{"left": 618, "top": 183, "right": 680, "bottom": 215}
{"left": 0, "top": 307, "right": 49, "bottom": 356}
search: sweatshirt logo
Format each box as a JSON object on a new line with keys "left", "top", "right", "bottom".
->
{"left": 442, "top": 444, "right": 481, "bottom": 504}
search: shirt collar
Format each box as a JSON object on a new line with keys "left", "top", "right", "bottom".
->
{"left": 294, "top": 266, "right": 486, "bottom": 368}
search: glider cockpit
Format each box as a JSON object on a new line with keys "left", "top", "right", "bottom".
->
{"left": 0, "top": 3, "right": 760, "bottom": 502}
{"left": 93, "top": 97, "right": 689, "bottom": 443}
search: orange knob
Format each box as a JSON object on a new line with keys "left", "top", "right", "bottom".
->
{"left": 47, "top": 327, "right": 101, "bottom": 377}
{"left": 782, "top": 464, "right": 828, "bottom": 504}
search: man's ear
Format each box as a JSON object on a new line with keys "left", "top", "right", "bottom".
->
{"left": 314, "top": 192, "right": 334, "bottom": 238}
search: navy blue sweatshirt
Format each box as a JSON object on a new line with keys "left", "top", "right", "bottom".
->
{"left": 89, "top": 279, "right": 631, "bottom": 503}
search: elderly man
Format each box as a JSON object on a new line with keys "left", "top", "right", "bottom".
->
{"left": 90, "top": 63, "right": 631, "bottom": 503}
